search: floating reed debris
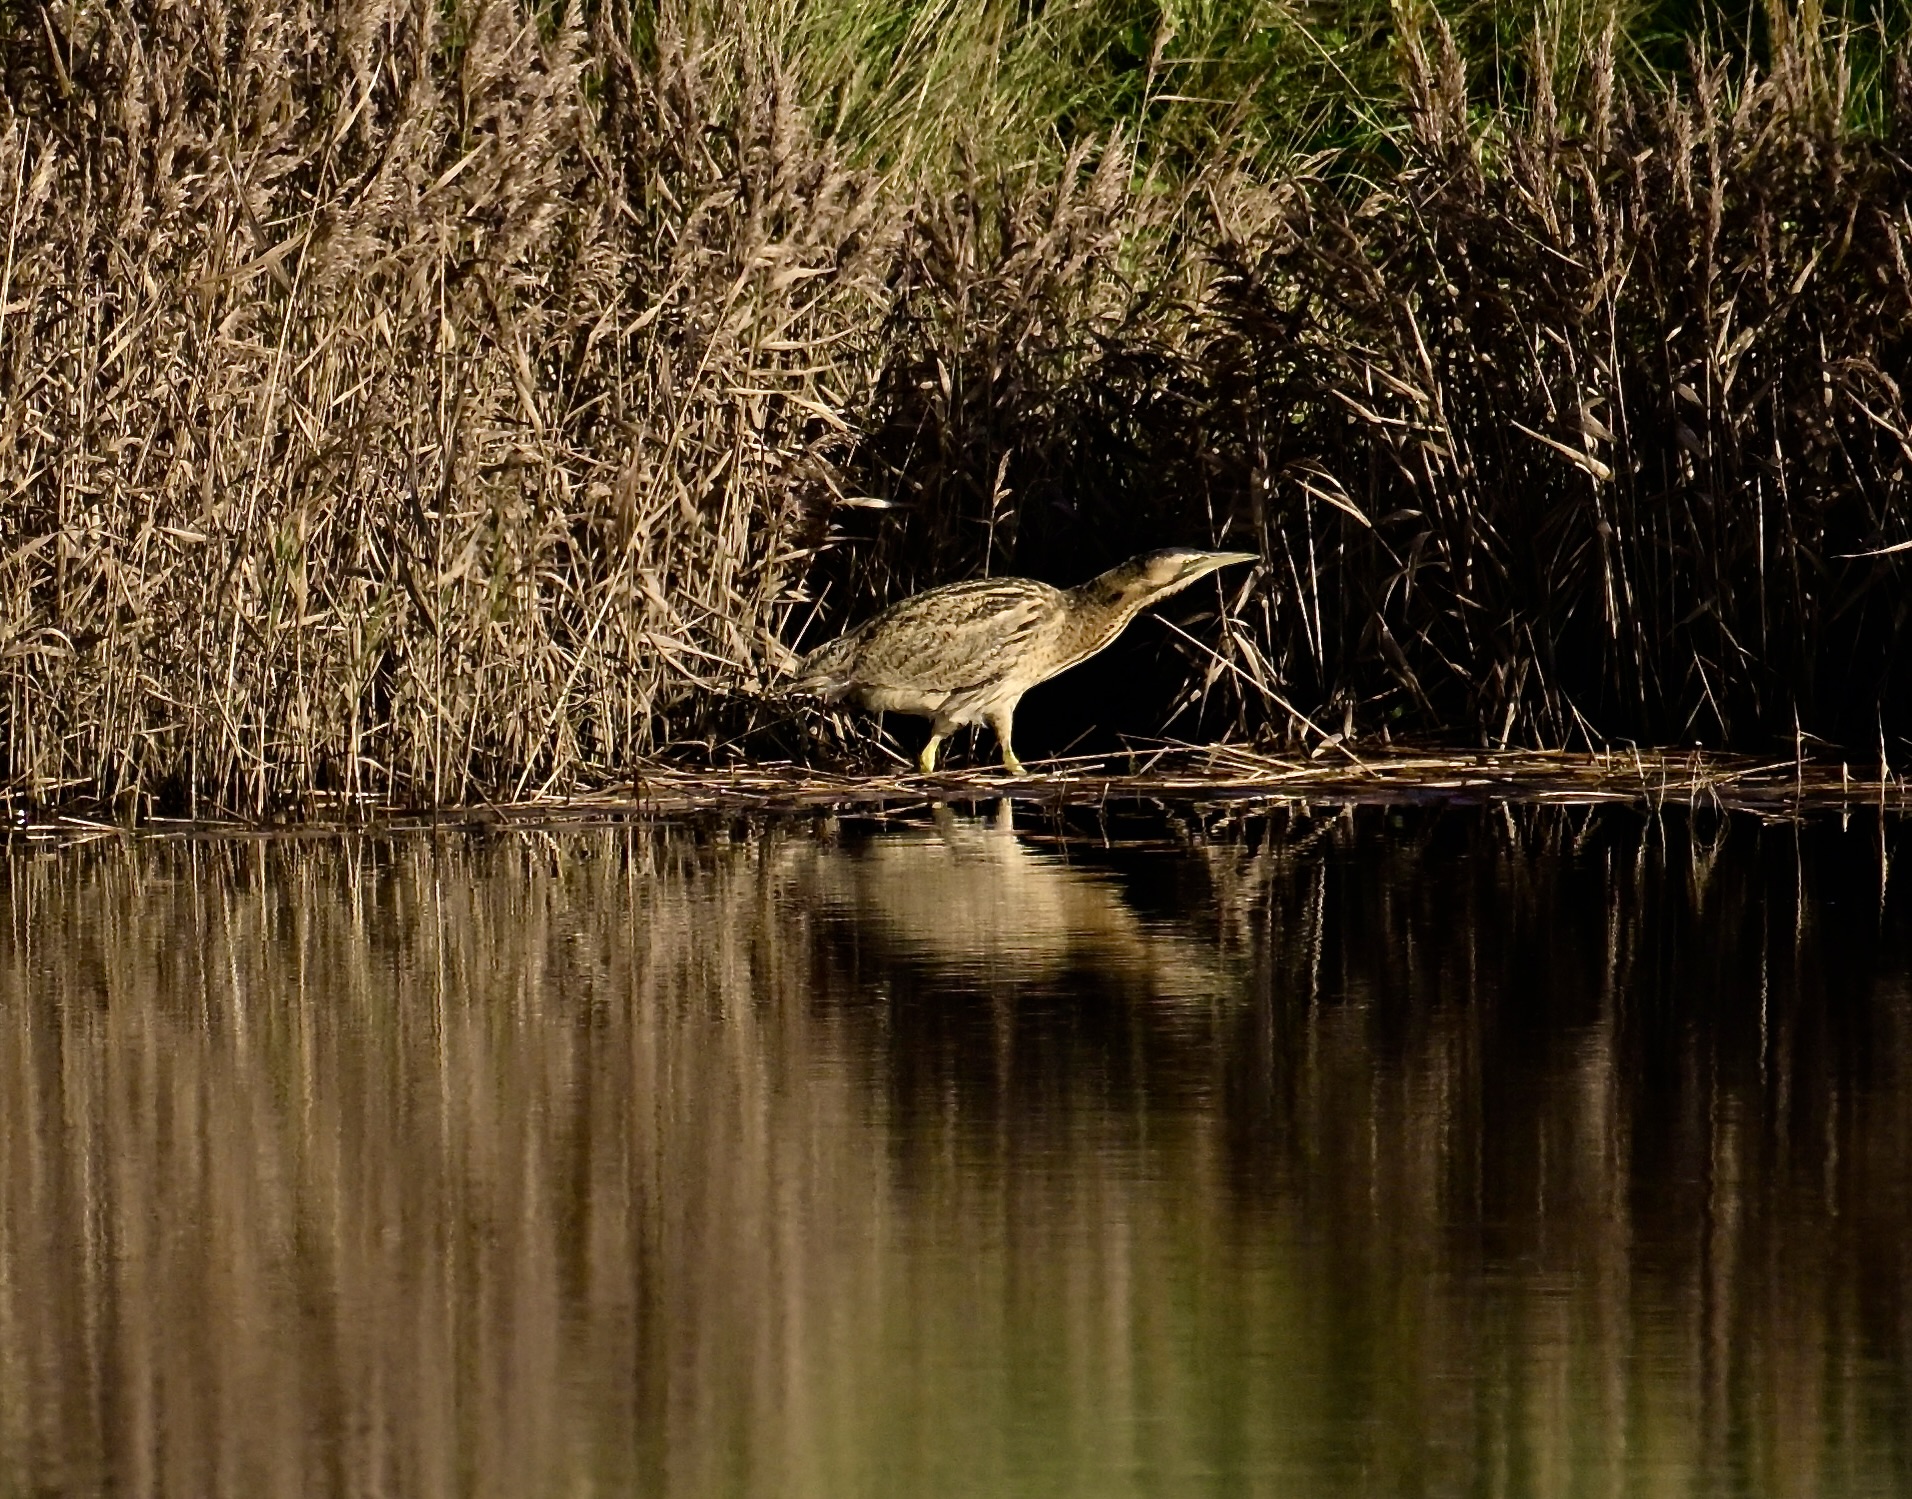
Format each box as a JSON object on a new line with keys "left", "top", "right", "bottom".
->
{"left": 603, "top": 747, "right": 1912, "bottom": 820}
{"left": 8, "top": 748, "right": 1907, "bottom": 840}
{"left": 2, "top": 1, "right": 1908, "bottom": 815}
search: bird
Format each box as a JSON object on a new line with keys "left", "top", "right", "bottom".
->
{"left": 788, "top": 548, "right": 1258, "bottom": 775}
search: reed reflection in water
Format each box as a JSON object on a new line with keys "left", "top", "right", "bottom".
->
{"left": 2, "top": 805, "right": 1910, "bottom": 1497}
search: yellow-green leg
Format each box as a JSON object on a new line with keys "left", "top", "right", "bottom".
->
{"left": 989, "top": 710, "right": 1025, "bottom": 776}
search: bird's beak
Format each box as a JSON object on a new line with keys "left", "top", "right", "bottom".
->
{"left": 1182, "top": 550, "right": 1259, "bottom": 578}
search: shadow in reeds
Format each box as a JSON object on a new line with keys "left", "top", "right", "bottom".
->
{"left": 2, "top": 804, "right": 1910, "bottom": 1495}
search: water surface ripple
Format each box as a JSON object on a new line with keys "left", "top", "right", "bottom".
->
{"left": 3, "top": 803, "right": 1909, "bottom": 1497}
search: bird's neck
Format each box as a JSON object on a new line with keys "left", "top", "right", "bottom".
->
{"left": 1059, "top": 578, "right": 1150, "bottom": 663}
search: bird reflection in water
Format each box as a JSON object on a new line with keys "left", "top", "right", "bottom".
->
{"left": 779, "top": 799, "right": 1228, "bottom": 1007}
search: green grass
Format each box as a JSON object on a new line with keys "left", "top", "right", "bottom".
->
{"left": 772, "top": 0, "right": 1908, "bottom": 175}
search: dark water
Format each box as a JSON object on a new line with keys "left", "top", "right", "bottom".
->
{"left": 4, "top": 802, "right": 1910, "bottom": 1498}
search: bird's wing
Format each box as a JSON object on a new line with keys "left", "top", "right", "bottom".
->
{"left": 848, "top": 580, "right": 1061, "bottom": 695}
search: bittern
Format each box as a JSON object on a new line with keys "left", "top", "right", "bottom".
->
{"left": 789, "top": 548, "right": 1257, "bottom": 775}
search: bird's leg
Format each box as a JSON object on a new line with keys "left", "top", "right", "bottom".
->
{"left": 918, "top": 733, "right": 944, "bottom": 775}
{"left": 987, "top": 710, "right": 1025, "bottom": 776}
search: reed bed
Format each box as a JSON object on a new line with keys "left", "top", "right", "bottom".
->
{"left": 2, "top": 0, "right": 904, "bottom": 816}
{"left": 1185, "top": 17, "right": 1912, "bottom": 752}
{"left": 2, "top": 0, "right": 1908, "bottom": 815}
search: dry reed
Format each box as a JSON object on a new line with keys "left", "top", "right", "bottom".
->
{"left": 2, "top": 0, "right": 901, "bottom": 815}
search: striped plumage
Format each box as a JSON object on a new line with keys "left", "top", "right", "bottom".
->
{"left": 790, "top": 548, "right": 1257, "bottom": 774}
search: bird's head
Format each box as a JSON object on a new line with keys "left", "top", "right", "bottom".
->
{"left": 786, "top": 631, "right": 859, "bottom": 699}
{"left": 1089, "top": 548, "right": 1259, "bottom": 609}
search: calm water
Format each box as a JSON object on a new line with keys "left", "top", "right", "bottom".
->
{"left": 3, "top": 802, "right": 1910, "bottom": 1498}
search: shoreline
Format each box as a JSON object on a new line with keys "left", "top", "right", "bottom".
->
{"left": 9, "top": 748, "right": 1910, "bottom": 841}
